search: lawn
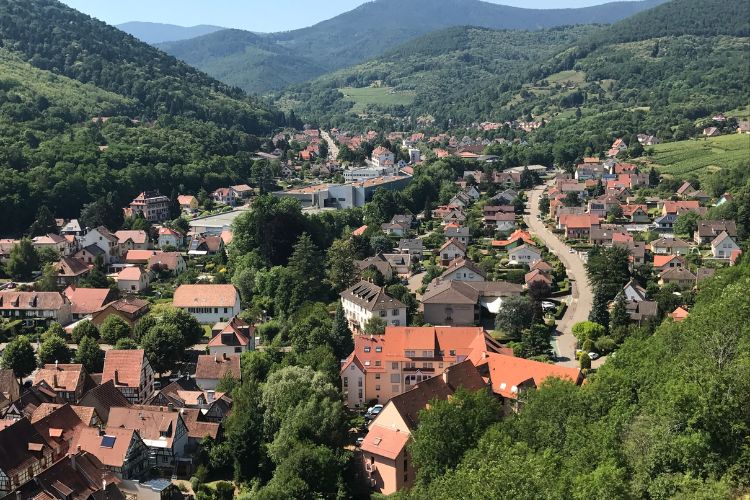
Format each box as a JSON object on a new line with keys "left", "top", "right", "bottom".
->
{"left": 546, "top": 70, "right": 586, "bottom": 85}
{"left": 339, "top": 86, "right": 415, "bottom": 113}
{"left": 642, "top": 134, "right": 750, "bottom": 181}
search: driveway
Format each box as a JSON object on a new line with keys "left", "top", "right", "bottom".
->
{"left": 525, "top": 185, "right": 593, "bottom": 368}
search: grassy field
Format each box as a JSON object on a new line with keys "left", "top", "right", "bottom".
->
{"left": 339, "top": 86, "right": 415, "bottom": 113}
{"left": 546, "top": 70, "right": 586, "bottom": 85}
{"left": 642, "top": 134, "right": 750, "bottom": 180}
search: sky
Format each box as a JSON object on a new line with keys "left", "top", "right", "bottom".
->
{"left": 60, "top": 0, "right": 616, "bottom": 32}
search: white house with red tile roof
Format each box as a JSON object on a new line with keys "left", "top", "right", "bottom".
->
{"left": 63, "top": 286, "right": 113, "bottom": 320}
{"left": 508, "top": 244, "right": 542, "bottom": 265}
{"left": 438, "top": 238, "right": 466, "bottom": 266}
{"left": 116, "top": 266, "right": 150, "bottom": 293}
{"left": 207, "top": 316, "right": 255, "bottom": 357}
{"left": 157, "top": 227, "right": 184, "bottom": 249}
{"left": 172, "top": 284, "right": 240, "bottom": 324}
{"left": 711, "top": 231, "right": 739, "bottom": 259}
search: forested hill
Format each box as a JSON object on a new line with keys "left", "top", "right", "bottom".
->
{"left": 0, "top": 0, "right": 286, "bottom": 236}
{"left": 156, "top": 29, "right": 326, "bottom": 94}
{"left": 279, "top": 25, "right": 602, "bottom": 129}
{"left": 284, "top": 0, "right": 749, "bottom": 144}
{"left": 156, "top": 0, "right": 664, "bottom": 93}
{"left": 0, "top": 0, "right": 277, "bottom": 132}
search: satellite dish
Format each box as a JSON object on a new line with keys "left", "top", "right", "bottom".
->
{"left": 511, "top": 386, "right": 518, "bottom": 394}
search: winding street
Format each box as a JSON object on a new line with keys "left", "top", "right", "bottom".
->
{"left": 525, "top": 184, "right": 594, "bottom": 367}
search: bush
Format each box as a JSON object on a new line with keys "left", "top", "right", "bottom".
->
{"left": 595, "top": 336, "right": 617, "bottom": 353}
{"left": 572, "top": 321, "right": 606, "bottom": 344}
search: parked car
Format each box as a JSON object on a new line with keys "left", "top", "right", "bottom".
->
{"left": 568, "top": 248, "right": 575, "bottom": 253}
{"left": 356, "top": 437, "right": 364, "bottom": 447}
{"left": 588, "top": 352, "right": 600, "bottom": 360}
{"left": 541, "top": 301, "right": 556, "bottom": 311}
{"left": 365, "top": 404, "right": 384, "bottom": 420}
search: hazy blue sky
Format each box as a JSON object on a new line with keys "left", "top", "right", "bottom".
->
{"left": 60, "top": 0, "right": 615, "bottom": 32}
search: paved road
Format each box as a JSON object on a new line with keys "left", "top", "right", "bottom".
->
{"left": 321, "top": 130, "right": 339, "bottom": 161}
{"left": 525, "top": 185, "right": 594, "bottom": 368}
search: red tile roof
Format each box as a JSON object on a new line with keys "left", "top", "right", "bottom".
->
{"left": 64, "top": 286, "right": 112, "bottom": 315}
{"left": 360, "top": 425, "right": 410, "bottom": 460}
{"left": 173, "top": 284, "right": 238, "bottom": 308}
{"left": 102, "top": 350, "right": 146, "bottom": 389}
{"left": 34, "top": 364, "right": 86, "bottom": 393}
{"left": 476, "top": 353, "right": 582, "bottom": 399}
{"left": 195, "top": 354, "right": 241, "bottom": 380}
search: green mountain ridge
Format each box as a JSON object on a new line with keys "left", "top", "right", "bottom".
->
{"left": 155, "top": 0, "right": 665, "bottom": 93}
{"left": 282, "top": 0, "right": 749, "bottom": 145}
{"left": 0, "top": 0, "right": 286, "bottom": 236}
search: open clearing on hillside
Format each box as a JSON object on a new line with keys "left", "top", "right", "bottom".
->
{"left": 546, "top": 70, "right": 586, "bottom": 85}
{"left": 340, "top": 86, "right": 415, "bottom": 113}
{"left": 641, "top": 134, "right": 750, "bottom": 180}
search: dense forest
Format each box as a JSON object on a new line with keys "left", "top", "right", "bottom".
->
{"left": 394, "top": 262, "right": 750, "bottom": 498}
{"left": 0, "top": 0, "right": 290, "bottom": 236}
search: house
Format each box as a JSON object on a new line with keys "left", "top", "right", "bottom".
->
{"left": 207, "top": 316, "right": 256, "bottom": 356}
{"left": 195, "top": 353, "right": 241, "bottom": 391}
{"left": 32, "top": 234, "right": 71, "bottom": 256}
{"left": 116, "top": 266, "right": 150, "bottom": 293}
{"left": 626, "top": 300, "right": 659, "bottom": 324}
{"left": 359, "top": 360, "right": 487, "bottom": 495}
{"left": 396, "top": 239, "right": 423, "bottom": 260}
{"left": 637, "top": 134, "right": 660, "bottom": 146}
{"left": 492, "top": 229, "right": 535, "bottom": 249}
{"left": 371, "top": 146, "right": 395, "bottom": 168}
{"left": 148, "top": 252, "right": 186, "bottom": 275}
{"left": 737, "top": 121, "right": 750, "bottom": 134}
{"left": 146, "top": 377, "right": 231, "bottom": 423}
{"left": 114, "top": 230, "right": 149, "bottom": 255}
{"left": 212, "top": 187, "right": 238, "bottom": 207}
{"left": 340, "top": 281, "right": 407, "bottom": 333}
{"left": 356, "top": 255, "right": 394, "bottom": 282}
{"left": 33, "top": 364, "right": 93, "bottom": 403}
{"left": 70, "top": 426, "right": 149, "bottom": 480}
{"left": 443, "top": 224, "right": 470, "bottom": 245}
{"left": 29, "top": 402, "right": 101, "bottom": 427}
{"left": 73, "top": 244, "right": 106, "bottom": 266}
{"left": 651, "top": 237, "right": 691, "bottom": 255}
{"left": 485, "top": 212, "right": 516, "bottom": 232}
{"left": 491, "top": 189, "right": 518, "bottom": 206}
{"left": 78, "top": 380, "right": 131, "bottom": 424}
{"left": 52, "top": 256, "right": 91, "bottom": 287}
{"left": 126, "top": 191, "right": 171, "bottom": 223}
{"left": 101, "top": 350, "right": 155, "bottom": 403}
{"left": 508, "top": 244, "right": 542, "bottom": 265}
{"left": 421, "top": 281, "right": 523, "bottom": 326}
{"left": 79, "top": 226, "right": 119, "bottom": 264}
{"left": 0, "top": 291, "right": 72, "bottom": 327}
{"left": 124, "top": 249, "right": 158, "bottom": 265}
{"left": 381, "top": 215, "right": 413, "bottom": 237}
{"left": 676, "top": 181, "right": 696, "bottom": 198}
{"left": 9, "top": 450, "right": 125, "bottom": 498}
{"left": 60, "top": 219, "right": 83, "bottom": 236}
{"left": 524, "top": 269, "right": 553, "bottom": 289}
{"left": 623, "top": 279, "right": 648, "bottom": 302}
{"left": 439, "top": 258, "right": 486, "bottom": 283}
{"left": 653, "top": 213, "right": 679, "bottom": 232}
{"left": 653, "top": 254, "right": 686, "bottom": 273}
{"left": 659, "top": 268, "right": 697, "bottom": 290}
{"left": 621, "top": 204, "right": 650, "bottom": 223}
{"left": 91, "top": 297, "right": 149, "bottom": 329}
{"left": 711, "top": 231, "right": 739, "bottom": 259}
{"left": 188, "top": 234, "right": 224, "bottom": 256}
{"left": 694, "top": 220, "right": 738, "bottom": 244}
{"left": 662, "top": 200, "right": 702, "bottom": 217}
{"left": 438, "top": 238, "right": 466, "bottom": 266}
{"left": 703, "top": 127, "right": 720, "bottom": 137}
{"left": 382, "top": 253, "right": 412, "bottom": 276}
{"left": 589, "top": 227, "right": 628, "bottom": 246}
{"left": 696, "top": 267, "right": 717, "bottom": 283}
{"left": 560, "top": 214, "right": 600, "bottom": 240}
{"left": 157, "top": 227, "right": 184, "bottom": 249}
{"left": 107, "top": 406, "right": 188, "bottom": 470}
{"left": 474, "top": 352, "right": 582, "bottom": 413}
{"left": 670, "top": 307, "right": 690, "bottom": 322}
{"left": 1, "top": 383, "right": 62, "bottom": 421}
{"left": 231, "top": 184, "right": 253, "bottom": 201}
{"left": 173, "top": 284, "right": 241, "bottom": 324}
{"left": 177, "top": 195, "right": 199, "bottom": 213}
{"left": 0, "top": 418, "right": 56, "bottom": 496}
{"left": 441, "top": 209, "right": 466, "bottom": 225}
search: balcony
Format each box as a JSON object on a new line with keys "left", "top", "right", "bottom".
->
{"left": 402, "top": 366, "right": 435, "bottom": 373}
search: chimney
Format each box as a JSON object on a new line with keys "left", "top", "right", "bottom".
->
{"left": 442, "top": 368, "right": 450, "bottom": 384}
{"left": 113, "top": 369, "right": 119, "bottom": 385}
{"left": 53, "top": 374, "right": 58, "bottom": 389}
{"left": 71, "top": 452, "right": 76, "bottom": 471}
{"left": 55, "top": 360, "right": 59, "bottom": 369}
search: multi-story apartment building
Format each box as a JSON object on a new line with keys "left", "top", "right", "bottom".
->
{"left": 126, "top": 191, "right": 171, "bottom": 223}
{"left": 339, "top": 326, "right": 506, "bottom": 408}
{"left": 340, "top": 281, "right": 407, "bottom": 334}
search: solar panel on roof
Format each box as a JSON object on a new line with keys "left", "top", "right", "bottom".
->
{"left": 100, "top": 435, "right": 116, "bottom": 448}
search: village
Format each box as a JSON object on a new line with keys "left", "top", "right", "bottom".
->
{"left": 0, "top": 114, "right": 744, "bottom": 498}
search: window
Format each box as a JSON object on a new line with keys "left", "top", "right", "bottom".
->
{"left": 392, "top": 309, "right": 399, "bottom": 316}
{"left": 392, "top": 362, "right": 398, "bottom": 370}
{"left": 375, "top": 361, "right": 381, "bottom": 366}
{"left": 376, "top": 346, "right": 382, "bottom": 353}
{"left": 375, "top": 385, "right": 381, "bottom": 391}
{"left": 358, "top": 389, "right": 363, "bottom": 399}
{"left": 357, "top": 378, "right": 363, "bottom": 387}
{"left": 350, "top": 365, "right": 355, "bottom": 371}
{"left": 423, "top": 362, "right": 433, "bottom": 369}
{"left": 364, "top": 346, "right": 371, "bottom": 353}
{"left": 404, "top": 350, "right": 415, "bottom": 357}
{"left": 375, "top": 374, "right": 380, "bottom": 380}
{"left": 214, "top": 308, "right": 218, "bottom": 314}
{"left": 421, "top": 350, "right": 433, "bottom": 357}
{"left": 234, "top": 347, "right": 242, "bottom": 353}
{"left": 405, "top": 362, "right": 415, "bottom": 369}
{"left": 393, "top": 320, "right": 400, "bottom": 326}
{"left": 379, "top": 310, "right": 387, "bottom": 317}
{"left": 404, "top": 459, "right": 408, "bottom": 471}
{"left": 449, "top": 350, "right": 456, "bottom": 356}
{"left": 224, "top": 308, "right": 228, "bottom": 313}
{"left": 390, "top": 374, "right": 400, "bottom": 383}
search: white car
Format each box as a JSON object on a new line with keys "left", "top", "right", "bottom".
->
{"left": 568, "top": 248, "right": 575, "bottom": 253}
{"left": 588, "top": 352, "right": 600, "bottom": 360}
{"left": 541, "top": 301, "right": 556, "bottom": 311}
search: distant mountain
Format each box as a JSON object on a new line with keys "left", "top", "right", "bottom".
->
{"left": 157, "top": 0, "right": 665, "bottom": 93}
{"left": 117, "top": 21, "right": 225, "bottom": 44}
{"left": 156, "top": 29, "right": 326, "bottom": 93}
